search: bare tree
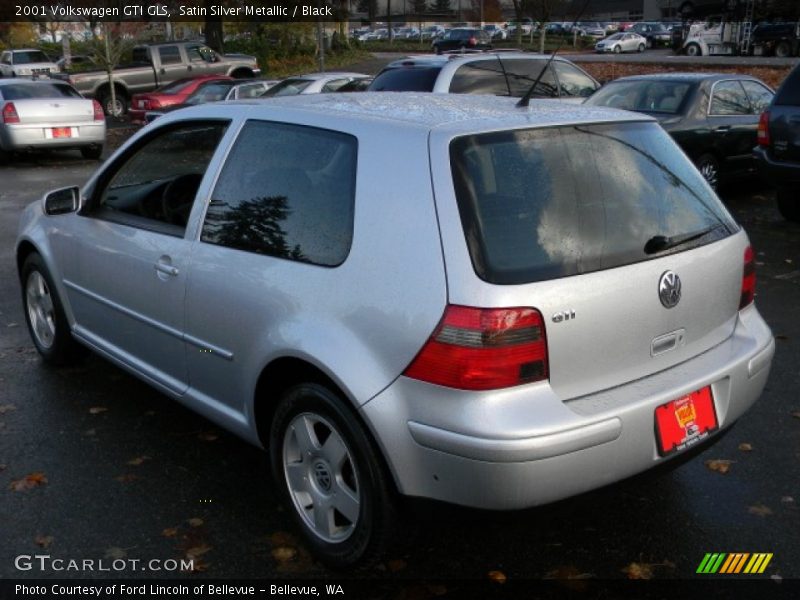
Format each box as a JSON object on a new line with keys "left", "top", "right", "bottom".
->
{"left": 529, "top": 0, "right": 567, "bottom": 53}
{"left": 87, "top": 21, "right": 145, "bottom": 116}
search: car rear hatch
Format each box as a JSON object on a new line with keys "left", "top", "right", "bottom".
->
{"left": 429, "top": 120, "right": 746, "bottom": 400}
{"left": 7, "top": 97, "right": 94, "bottom": 124}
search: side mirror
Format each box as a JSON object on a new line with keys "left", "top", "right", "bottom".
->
{"left": 43, "top": 186, "right": 80, "bottom": 215}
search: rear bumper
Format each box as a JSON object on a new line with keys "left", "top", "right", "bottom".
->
{"left": 361, "top": 305, "right": 773, "bottom": 510}
{"left": 754, "top": 146, "right": 800, "bottom": 190}
{"left": 0, "top": 122, "right": 105, "bottom": 151}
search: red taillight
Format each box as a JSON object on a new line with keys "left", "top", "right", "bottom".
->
{"left": 2, "top": 102, "right": 20, "bottom": 124}
{"left": 757, "top": 111, "right": 770, "bottom": 147}
{"left": 468, "top": 36, "right": 477, "bottom": 46}
{"left": 92, "top": 99, "right": 104, "bottom": 121}
{"left": 404, "top": 305, "right": 548, "bottom": 390}
{"left": 740, "top": 245, "right": 756, "bottom": 309}
{"left": 149, "top": 98, "right": 161, "bottom": 108}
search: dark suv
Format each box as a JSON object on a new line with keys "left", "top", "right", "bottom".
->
{"left": 432, "top": 28, "right": 492, "bottom": 54}
{"left": 754, "top": 62, "right": 800, "bottom": 221}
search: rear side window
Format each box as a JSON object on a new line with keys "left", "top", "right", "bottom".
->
{"left": 774, "top": 63, "right": 800, "bottom": 106}
{"left": 450, "top": 123, "right": 736, "bottom": 284}
{"left": 709, "top": 80, "right": 750, "bottom": 115}
{"left": 741, "top": 80, "right": 773, "bottom": 113}
{"left": 369, "top": 67, "right": 442, "bottom": 92}
{"left": 450, "top": 60, "right": 558, "bottom": 97}
{"left": 552, "top": 62, "right": 598, "bottom": 97}
{"left": 202, "top": 121, "right": 357, "bottom": 267}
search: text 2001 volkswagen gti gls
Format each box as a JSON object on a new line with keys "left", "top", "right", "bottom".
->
{"left": 16, "top": 93, "right": 774, "bottom": 568}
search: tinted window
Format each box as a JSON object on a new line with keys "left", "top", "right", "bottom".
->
{"left": 774, "top": 63, "right": 800, "bottom": 106}
{"left": 96, "top": 122, "right": 228, "bottom": 233}
{"left": 185, "top": 82, "right": 234, "bottom": 104}
{"left": 158, "top": 46, "right": 182, "bottom": 65}
{"left": 369, "top": 67, "right": 442, "bottom": 92}
{"left": 451, "top": 60, "right": 558, "bottom": 98}
{"left": 321, "top": 78, "right": 349, "bottom": 93}
{"left": 261, "top": 78, "right": 314, "bottom": 96}
{"left": 450, "top": 123, "right": 735, "bottom": 284}
{"left": 741, "top": 80, "right": 773, "bottom": 113}
{"left": 709, "top": 80, "right": 750, "bottom": 115}
{"left": 202, "top": 121, "right": 357, "bottom": 267}
{"left": 13, "top": 51, "right": 50, "bottom": 64}
{"left": 587, "top": 80, "right": 692, "bottom": 113}
{"left": 157, "top": 78, "right": 197, "bottom": 94}
{"left": 0, "top": 83, "right": 81, "bottom": 100}
{"left": 553, "top": 62, "right": 598, "bottom": 97}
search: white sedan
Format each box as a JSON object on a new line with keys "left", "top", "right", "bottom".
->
{"left": 260, "top": 72, "right": 371, "bottom": 97}
{"left": 595, "top": 32, "right": 647, "bottom": 53}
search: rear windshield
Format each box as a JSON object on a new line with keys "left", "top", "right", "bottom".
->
{"left": 587, "top": 80, "right": 693, "bottom": 113}
{"left": 0, "top": 83, "right": 81, "bottom": 100}
{"left": 369, "top": 67, "right": 442, "bottom": 92}
{"left": 450, "top": 122, "right": 736, "bottom": 284}
{"left": 13, "top": 50, "right": 50, "bottom": 64}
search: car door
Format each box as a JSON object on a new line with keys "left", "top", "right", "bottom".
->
{"left": 51, "top": 120, "right": 230, "bottom": 395}
{"left": 155, "top": 45, "right": 189, "bottom": 85}
{"left": 707, "top": 79, "right": 757, "bottom": 173}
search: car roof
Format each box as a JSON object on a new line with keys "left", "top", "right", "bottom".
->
{"left": 287, "top": 72, "right": 368, "bottom": 81}
{"left": 0, "top": 79, "right": 68, "bottom": 87}
{"left": 9, "top": 48, "right": 44, "bottom": 53}
{"left": 386, "top": 52, "right": 577, "bottom": 69}
{"left": 160, "top": 92, "right": 650, "bottom": 137}
{"left": 608, "top": 72, "right": 763, "bottom": 84}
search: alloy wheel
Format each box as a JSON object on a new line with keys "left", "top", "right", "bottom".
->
{"left": 25, "top": 271, "right": 56, "bottom": 349}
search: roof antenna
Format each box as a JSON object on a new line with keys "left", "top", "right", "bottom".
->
{"left": 495, "top": 53, "right": 512, "bottom": 97}
{"left": 517, "top": 0, "right": 593, "bottom": 108}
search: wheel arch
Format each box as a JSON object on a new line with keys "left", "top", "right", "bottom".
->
{"left": 16, "top": 239, "right": 39, "bottom": 279}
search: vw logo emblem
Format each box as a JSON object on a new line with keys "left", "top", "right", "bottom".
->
{"left": 659, "top": 271, "right": 682, "bottom": 309}
{"left": 313, "top": 461, "right": 332, "bottom": 492}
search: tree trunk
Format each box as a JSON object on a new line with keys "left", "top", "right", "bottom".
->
{"left": 204, "top": 0, "right": 224, "bottom": 54}
{"left": 539, "top": 27, "right": 546, "bottom": 54}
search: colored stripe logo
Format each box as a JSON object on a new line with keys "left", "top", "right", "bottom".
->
{"left": 696, "top": 553, "right": 773, "bottom": 574}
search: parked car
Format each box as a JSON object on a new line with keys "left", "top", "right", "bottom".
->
{"left": 482, "top": 24, "right": 508, "bottom": 40}
{"left": 333, "top": 77, "right": 374, "bottom": 92}
{"left": 595, "top": 32, "right": 648, "bottom": 53}
{"left": 432, "top": 28, "right": 492, "bottom": 54}
{"left": 16, "top": 92, "right": 773, "bottom": 568}
{"left": 506, "top": 18, "right": 535, "bottom": 35}
{"left": 0, "top": 49, "right": 59, "bottom": 79}
{"left": 260, "top": 73, "right": 371, "bottom": 97}
{"left": 751, "top": 21, "right": 800, "bottom": 58}
{"left": 754, "top": 62, "right": 800, "bottom": 221}
{"left": 395, "top": 27, "right": 420, "bottom": 40}
{"left": 64, "top": 41, "right": 260, "bottom": 116}
{"left": 575, "top": 22, "right": 607, "bottom": 39}
{"left": 628, "top": 22, "right": 673, "bottom": 48}
{"left": 0, "top": 79, "right": 105, "bottom": 162}
{"left": 421, "top": 25, "right": 446, "bottom": 41}
{"left": 129, "top": 75, "right": 233, "bottom": 125}
{"left": 586, "top": 73, "right": 774, "bottom": 189}
{"left": 143, "top": 79, "right": 277, "bottom": 123}
{"left": 368, "top": 53, "right": 599, "bottom": 100}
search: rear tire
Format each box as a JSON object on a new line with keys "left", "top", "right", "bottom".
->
{"left": 80, "top": 145, "right": 103, "bottom": 160}
{"left": 21, "top": 253, "right": 86, "bottom": 366}
{"left": 98, "top": 89, "right": 127, "bottom": 117}
{"left": 777, "top": 189, "right": 800, "bottom": 222}
{"left": 638, "top": 43, "right": 646, "bottom": 52}
{"left": 695, "top": 153, "right": 720, "bottom": 191}
{"left": 775, "top": 41, "right": 791, "bottom": 58}
{"left": 270, "top": 383, "right": 398, "bottom": 569}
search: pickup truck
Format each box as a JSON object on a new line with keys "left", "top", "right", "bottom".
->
{"left": 65, "top": 41, "right": 260, "bottom": 116}
{"left": 751, "top": 22, "right": 800, "bottom": 58}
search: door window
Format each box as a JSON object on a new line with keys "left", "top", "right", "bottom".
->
{"left": 158, "top": 46, "right": 182, "bottom": 65}
{"left": 709, "top": 80, "right": 751, "bottom": 115}
{"left": 741, "top": 80, "right": 774, "bottom": 113}
{"left": 90, "top": 121, "right": 229, "bottom": 235}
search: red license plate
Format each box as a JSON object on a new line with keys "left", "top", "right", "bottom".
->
{"left": 52, "top": 127, "right": 71, "bottom": 138}
{"left": 655, "top": 386, "right": 717, "bottom": 456}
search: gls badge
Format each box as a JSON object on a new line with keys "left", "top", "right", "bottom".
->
{"left": 659, "top": 271, "right": 682, "bottom": 308}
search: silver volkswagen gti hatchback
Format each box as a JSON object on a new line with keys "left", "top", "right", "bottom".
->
{"left": 16, "top": 93, "right": 774, "bottom": 567}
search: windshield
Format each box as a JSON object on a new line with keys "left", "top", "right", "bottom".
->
{"left": 586, "top": 80, "right": 694, "bottom": 114}
{"left": 185, "top": 82, "right": 234, "bottom": 104}
{"left": 449, "top": 122, "right": 735, "bottom": 284}
{"left": 261, "top": 78, "right": 314, "bottom": 97}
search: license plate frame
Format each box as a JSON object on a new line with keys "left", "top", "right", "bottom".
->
{"left": 655, "top": 386, "right": 718, "bottom": 457}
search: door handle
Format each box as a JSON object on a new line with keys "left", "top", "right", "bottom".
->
{"left": 154, "top": 259, "right": 179, "bottom": 277}
{"left": 714, "top": 125, "right": 731, "bottom": 132}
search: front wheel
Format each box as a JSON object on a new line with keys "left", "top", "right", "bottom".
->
{"left": 613, "top": 44, "right": 621, "bottom": 54}
{"left": 638, "top": 43, "right": 645, "bottom": 52}
{"left": 685, "top": 43, "right": 701, "bottom": 57}
{"left": 695, "top": 153, "right": 720, "bottom": 191}
{"left": 777, "top": 189, "right": 800, "bottom": 222}
{"left": 270, "top": 383, "right": 398, "bottom": 569}
{"left": 21, "top": 253, "right": 85, "bottom": 366}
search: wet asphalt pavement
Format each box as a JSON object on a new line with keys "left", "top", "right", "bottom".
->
{"left": 0, "top": 148, "right": 798, "bottom": 592}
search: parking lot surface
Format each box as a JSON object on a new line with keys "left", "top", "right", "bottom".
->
{"left": 0, "top": 130, "right": 798, "bottom": 587}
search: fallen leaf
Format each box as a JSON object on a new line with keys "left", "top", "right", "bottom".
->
{"left": 188, "top": 517, "right": 204, "bottom": 527}
{"left": 271, "top": 546, "right": 297, "bottom": 562}
{"left": 705, "top": 459, "right": 734, "bottom": 474}
{"left": 0, "top": 404, "right": 16, "bottom": 414}
{"left": 387, "top": 558, "right": 407, "bottom": 572}
{"left": 105, "top": 547, "right": 127, "bottom": 559}
{"left": 89, "top": 407, "right": 108, "bottom": 415}
{"left": 771, "top": 574, "right": 783, "bottom": 583}
{"left": 126, "top": 456, "right": 151, "bottom": 466}
{"left": 197, "top": 432, "right": 218, "bottom": 442}
{"left": 34, "top": 535, "right": 53, "bottom": 549}
{"left": 781, "top": 496, "right": 795, "bottom": 504}
{"left": 0, "top": 464, "right": 6, "bottom": 472}
{"left": 738, "top": 443, "right": 753, "bottom": 452}
{"left": 269, "top": 531, "right": 297, "bottom": 546}
{"left": 622, "top": 562, "right": 653, "bottom": 580}
{"left": 9, "top": 472, "right": 48, "bottom": 491}
{"left": 162, "top": 527, "right": 179, "bottom": 538}
{"left": 785, "top": 259, "right": 793, "bottom": 264}
{"left": 186, "top": 543, "right": 212, "bottom": 559}
{"left": 545, "top": 565, "right": 593, "bottom": 579}
{"left": 114, "top": 473, "right": 138, "bottom": 483}
{"left": 748, "top": 503, "right": 773, "bottom": 517}
{"left": 83, "top": 429, "right": 96, "bottom": 436}
{"left": 791, "top": 411, "right": 800, "bottom": 420}
{"left": 488, "top": 570, "right": 507, "bottom": 584}
{"left": 7, "top": 322, "right": 18, "bottom": 328}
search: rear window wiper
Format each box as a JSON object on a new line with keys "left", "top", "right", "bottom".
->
{"left": 644, "top": 223, "right": 727, "bottom": 255}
